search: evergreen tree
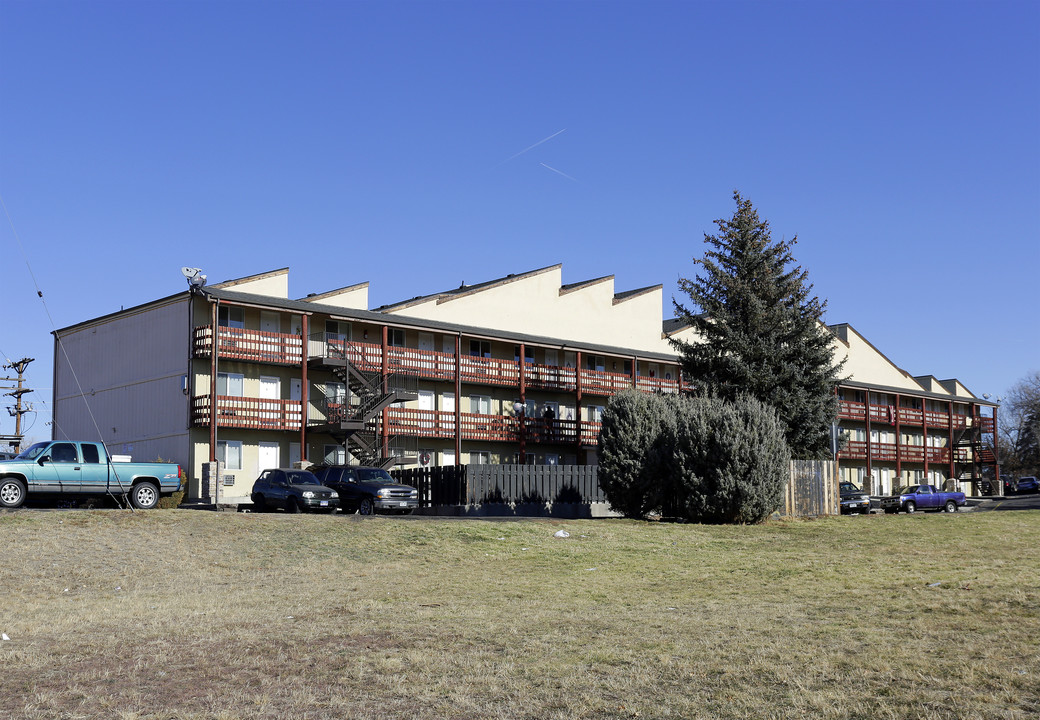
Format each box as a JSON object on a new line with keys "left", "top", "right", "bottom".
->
{"left": 671, "top": 191, "right": 844, "bottom": 458}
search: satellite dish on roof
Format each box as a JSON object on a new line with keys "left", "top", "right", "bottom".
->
{"left": 180, "top": 267, "right": 207, "bottom": 288}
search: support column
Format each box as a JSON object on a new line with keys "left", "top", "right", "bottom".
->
{"left": 993, "top": 405, "right": 1001, "bottom": 495}
{"left": 209, "top": 301, "right": 219, "bottom": 462}
{"left": 948, "top": 400, "right": 955, "bottom": 488}
{"left": 381, "top": 325, "right": 390, "bottom": 459}
{"left": 300, "top": 314, "right": 309, "bottom": 462}
{"left": 864, "top": 394, "right": 873, "bottom": 495}
{"left": 454, "top": 335, "right": 462, "bottom": 464}
{"left": 518, "top": 343, "right": 526, "bottom": 463}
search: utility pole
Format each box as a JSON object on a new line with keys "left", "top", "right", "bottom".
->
{"left": 1, "top": 357, "right": 35, "bottom": 452}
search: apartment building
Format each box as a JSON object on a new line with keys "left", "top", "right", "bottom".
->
{"left": 51, "top": 265, "right": 998, "bottom": 501}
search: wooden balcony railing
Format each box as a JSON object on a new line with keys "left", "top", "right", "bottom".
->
{"left": 192, "top": 395, "right": 303, "bottom": 431}
{"left": 838, "top": 401, "right": 982, "bottom": 432}
{"left": 307, "top": 339, "right": 684, "bottom": 397}
{"left": 194, "top": 326, "right": 304, "bottom": 365}
{"left": 838, "top": 441, "right": 951, "bottom": 464}
{"left": 384, "top": 408, "right": 597, "bottom": 446}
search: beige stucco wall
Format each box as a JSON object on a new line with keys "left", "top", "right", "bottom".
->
{"left": 214, "top": 269, "right": 290, "bottom": 298}
{"left": 832, "top": 327, "right": 927, "bottom": 392}
{"left": 384, "top": 266, "right": 681, "bottom": 356}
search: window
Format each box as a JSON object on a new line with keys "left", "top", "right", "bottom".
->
{"left": 218, "top": 306, "right": 245, "bottom": 329}
{"left": 586, "top": 355, "right": 605, "bottom": 371}
{"left": 82, "top": 444, "right": 100, "bottom": 464}
{"left": 471, "top": 451, "right": 490, "bottom": 465}
{"left": 389, "top": 328, "right": 406, "bottom": 347}
{"left": 325, "top": 320, "right": 351, "bottom": 342}
{"left": 587, "top": 405, "right": 604, "bottom": 422}
{"left": 470, "top": 395, "right": 491, "bottom": 414}
{"left": 326, "top": 382, "right": 346, "bottom": 403}
{"left": 217, "top": 440, "right": 243, "bottom": 470}
{"left": 216, "top": 372, "right": 244, "bottom": 397}
{"left": 545, "top": 454, "right": 559, "bottom": 466}
{"left": 50, "top": 443, "right": 78, "bottom": 463}
{"left": 513, "top": 346, "right": 535, "bottom": 364}
{"left": 323, "top": 445, "right": 346, "bottom": 465}
{"left": 469, "top": 340, "right": 491, "bottom": 358}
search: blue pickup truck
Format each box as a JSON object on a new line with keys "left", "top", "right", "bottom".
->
{"left": 879, "top": 484, "right": 966, "bottom": 514}
{"left": 0, "top": 441, "right": 182, "bottom": 510}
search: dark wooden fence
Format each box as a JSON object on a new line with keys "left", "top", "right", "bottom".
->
{"left": 393, "top": 461, "right": 836, "bottom": 518}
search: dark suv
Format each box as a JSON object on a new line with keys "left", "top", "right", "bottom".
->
{"left": 839, "top": 481, "right": 871, "bottom": 514}
{"left": 250, "top": 468, "right": 340, "bottom": 513}
{"left": 311, "top": 466, "right": 419, "bottom": 515}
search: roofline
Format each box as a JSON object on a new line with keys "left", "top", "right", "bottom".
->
{"left": 299, "top": 282, "right": 370, "bottom": 303}
{"left": 613, "top": 285, "right": 662, "bottom": 305}
{"left": 838, "top": 379, "right": 992, "bottom": 406}
{"left": 210, "top": 267, "right": 289, "bottom": 290}
{"left": 377, "top": 264, "right": 562, "bottom": 311}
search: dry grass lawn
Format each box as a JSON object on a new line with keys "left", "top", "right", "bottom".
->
{"left": 0, "top": 508, "right": 1038, "bottom": 719}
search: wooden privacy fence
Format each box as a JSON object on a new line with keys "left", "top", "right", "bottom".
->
{"left": 393, "top": 461, "right": 837, "bottom": 518}
{"left": 782, "top": 460, "right": 838, "bottom": 518}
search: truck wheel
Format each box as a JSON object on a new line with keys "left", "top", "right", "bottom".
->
{"left": 130, "top": 481, "right": 160, "bottom": 510}
{"left": 0, "top": 478, "right": 27, "bottom": 508}
{"left": 905, "top": 501, "right": 916, "bottom": 514}
{"left": 358, "top": 497, "right": 374, "bottom": 516}
{"left": 944, "top": 500, "right": 957, "bottom": 513}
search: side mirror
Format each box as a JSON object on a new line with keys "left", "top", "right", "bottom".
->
{"left": 38, "top": 455, "right": 51, "bottom": 466}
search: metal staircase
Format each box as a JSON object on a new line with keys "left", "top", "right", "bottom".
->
{"left": 309, "top": 334, "right": 418, "bottom": 468}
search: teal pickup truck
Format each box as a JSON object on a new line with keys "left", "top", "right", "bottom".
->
{"left": 0, "top": 441, "right": 182, "bottom": 510}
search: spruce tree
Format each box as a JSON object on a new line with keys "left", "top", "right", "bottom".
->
{"left": 671, "top": 191, "right": 844, "bottom": 458}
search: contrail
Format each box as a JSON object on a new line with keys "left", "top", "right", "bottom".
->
{"left": 540, "top": 162, "right": 578, "bottom": 182}
{"left": 501, "top": 129, "right": 566, "bottom": 163}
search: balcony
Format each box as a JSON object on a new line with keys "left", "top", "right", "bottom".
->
{"left": 383, "top": 408, "right": 598, "bottom": 446}
{"left": 192, "top": 395, "right": 303, "bottom": 431}
{"left": 308, "top": 338, "right": 683, "bottom": 396}
{"left": 838, "top": 401, "right": 976, "bottom": 431}
{"left": 838, "top": 441, "right": 951, "bottom": 464}
{"left": 194, "top": 325, "right": 304, "bottom": 366}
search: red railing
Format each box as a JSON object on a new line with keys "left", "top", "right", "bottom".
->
{"left": 526, "top": 364, "right": 578, "bottom": 392}
{"left": 459, "top": 355, "right": 521, "bottom": 387}
{"left": 310, "top": 339, "right": 683, "bottom": 398}
{"left": 581, "top": 369, "right": 634, "bottom": 396}
{"left": 839, "top": 440, "right": 951, "bottom": 464}
{"left": 838, "top": 401, "right": 986, "bottom": 433}
{"left": 385, "top": 408, "right": 596, "bottom": 445}
{"left": 194, "top": 325, "right": 303, "bottom": 365}
{"left": 192, "top": 395, "right": 302, "bottom": 431}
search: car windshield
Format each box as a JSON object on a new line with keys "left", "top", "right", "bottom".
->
{"left": 15, "top": 442, "right": 48, "bottom": 460}
{"left": 357, "top": 468, "right": 394, "bottom": 482}
{"left": 840, "top": 482, "right": 861, "bottom": 492}
{"left": 285, "top": 471, "right": 320, "bottom": 485}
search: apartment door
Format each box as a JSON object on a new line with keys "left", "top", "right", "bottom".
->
{"left": 261, "top": 312, "right": 280, "bottom": 334}
{"left": 260, "top": 376, "right": 281, "bottom": 427}
{"left": 441, "top": 392, "right": 456, "bottom": 434}
{"left": 288, "top": 378, "right": 303, "bottom": 427}
{"left": 418, "top": 390, "right": 435, "bottom": 431}
{"left": 442, "top": 449, "right": 456, "bottom": 467}
{"left": 289, "top": 443, "right": 301, "bottom": 468}
{"left": 258, "top": 442, "right": 280, "bottom": 475}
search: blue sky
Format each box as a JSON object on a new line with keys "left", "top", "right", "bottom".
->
{"left": 2, "top": 0, "right": 1038, "bottom": 443}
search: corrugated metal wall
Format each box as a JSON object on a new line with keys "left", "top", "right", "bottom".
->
{"left": 53, "top": 297, "right": 192, "bottom": 467}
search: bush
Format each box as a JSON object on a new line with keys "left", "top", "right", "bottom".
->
{"left": 599, "top": 392, "right": 790, "bottom": 524}
{"left": 598, "top": 389, "right": 673, "bottom": 518}
{"left": 156, "top": 464, "right": 189, "bottom": 509}
{"left": 666, "top": 395, "right": 790, "bottom": 524}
